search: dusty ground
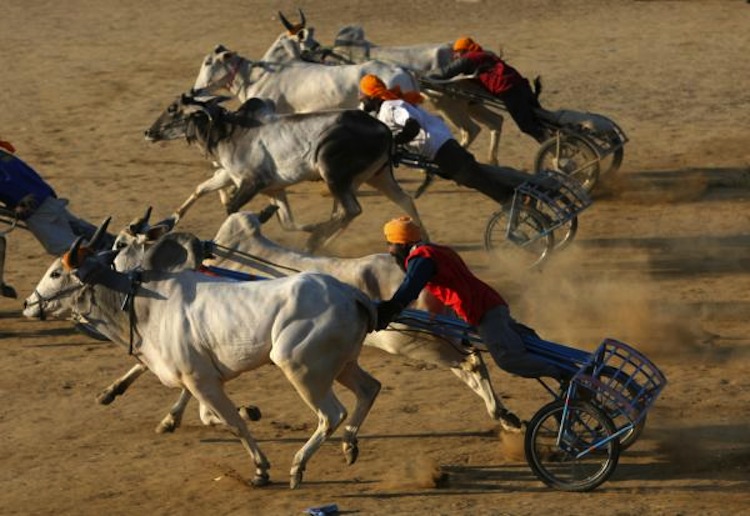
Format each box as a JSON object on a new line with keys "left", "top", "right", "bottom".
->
{"left": 2, "top": 1, "right": 750, "bottom": 514}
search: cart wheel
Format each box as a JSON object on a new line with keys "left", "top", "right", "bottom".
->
{"left": 530, "top": 201, "right": 578, "bottom": 252}
{"left": 599, "top": 146, "right": 625, "bottom": 176}
{"left": 553, "top": 216, "right": 578, "bottom": 251}
{"left": 483, "top": 205, "right": 554, "bottom": 269}
{"left": 534, "top": 135, "right": 600, "bottom": 193}
{"left": 597, "top": 366, "right": 647, "bottom": 450}
{"left": 525, "top": 400, "right": 621, "bottom": 492}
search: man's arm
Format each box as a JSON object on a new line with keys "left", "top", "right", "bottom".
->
{"left": 376, "top": 256, "right": 437, "bottom": 329}
{"left": 394, "top": 118, "right": 421, "bottom": 145}
{"left": 431, "top": 57, "right": 478, "bottom": 79}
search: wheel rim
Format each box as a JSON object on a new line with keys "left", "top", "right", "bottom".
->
{"left": 536, "top": 136, "right": 600, "bottom": 193}
{"left": 484, "top": 206, "right": 554, "bottom": 269}
{"left": 526, "top": 401, "right": 619, "bottom": 491}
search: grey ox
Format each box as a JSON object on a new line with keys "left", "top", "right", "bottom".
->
{"left": 96, "top": 208, "right": 522, "bottom": 435}
{"left": 23, "top": 220, "right": 381, "bottom": 489}
{"left": 144, "top": 93, "right": 426, "bottom": 251}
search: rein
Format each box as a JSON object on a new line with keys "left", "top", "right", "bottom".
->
{"left": 207, "top": 242, "right": 303, "bottom": 274}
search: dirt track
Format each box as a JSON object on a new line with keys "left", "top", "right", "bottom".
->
{"left": 2, "top": 1, "right": 750, "bottom": 514}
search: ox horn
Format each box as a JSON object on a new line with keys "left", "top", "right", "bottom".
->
{"left": 278, "top": 11, "right": 294, "bottom": 32}
{"left": 131, "top": 206, "right": 153, "bottom": 234}
{"left": 88, "top": 216, "right": 112, "bottom": 250}
{"left": 298, "top": 8, "right": 306, "bottom": 27}
{"left": 63, "top": 236, "right": 86, "bottom": 270}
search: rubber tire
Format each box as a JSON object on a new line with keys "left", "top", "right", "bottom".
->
{"left": 525, "top": 400, "right": 621, "bottom": 492}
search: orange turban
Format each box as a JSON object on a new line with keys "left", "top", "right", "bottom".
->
{"left": 359, "top": 74, "right": 423, "bottom": 105}
{"left": 383, "top": 216, "right": 422, "bottom": 244}
{"left": 453, "top": 37, "right": 483, "bottom": 53}
{"left": 0, "top": 139, "right": 16, "bottom": 153}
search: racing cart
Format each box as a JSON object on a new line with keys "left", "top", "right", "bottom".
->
{"left": 394, "top": 308, "right": 667, "bottom": 492}
{"left": 393, "top": 150, "right": 592, "bottom": 268}
{"left": 418, "top": 75, "right": 628, "bottom": 193}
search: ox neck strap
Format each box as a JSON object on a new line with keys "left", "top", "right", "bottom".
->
{"left": 77, "top": 262, "right": 143, "bottom": 355}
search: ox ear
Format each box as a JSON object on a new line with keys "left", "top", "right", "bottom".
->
{"left": 143, "top": 232, "right": 206, "bottom": 273}
{"left": 214, "top": 44, "right": 227, "bottom": 54}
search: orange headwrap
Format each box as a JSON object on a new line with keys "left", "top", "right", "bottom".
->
{"left": 0, "top": 139, "right": 16, "bottom": 154}
{"left": 383, "top": 216, "right": 422, "bottom": 244}
{"left": 453, "top": 36, "right": 483, "bottom": 54}
{"left": 359, "top": 74, "right": 423, "bottom": 105}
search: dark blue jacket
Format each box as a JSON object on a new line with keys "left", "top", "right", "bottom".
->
{"left": 0, "top": 149, "right": 56, "bottom": 210}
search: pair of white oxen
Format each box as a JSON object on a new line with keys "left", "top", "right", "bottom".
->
{"left": 145, "top": 13, "right": 504, "bottom": 253}
{"left": 23, "top": 206, "right": 521, "bottom": 490}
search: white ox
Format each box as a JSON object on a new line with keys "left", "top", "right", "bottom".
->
{"left": 193, "top": 44, "right": 419, "bottom": 113}
{"left": 144, "top": 93, "right": 426, "bottom": 251}
{"left": 23, "top": 221, "right": 381, "bottom": 489}
{"left": 97, "top": 208, "right": 522, "bottom": 434}
{"left": 327, "top": 25, "right": 506, "bottom": 165}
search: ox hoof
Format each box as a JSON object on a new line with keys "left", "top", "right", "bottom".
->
{"left": 290, "top": 470, "right": 304, "bottom": 490}
{"left": 343, "top": 443, "right": 359, "bottom": 466}
{"left": 155, "top": 419, "right": 178, "bottom": 434}
{"left": 251, "top": 472, "right": 270, "bottom": 487}
{"left": 239, "top": 405, "right": 262, "bottom": 422}
{"left": 96, "top": 391, "right": 116, "bottom": 405}
{"left": 498, "top": 409, "right": 524, "bottom": 433}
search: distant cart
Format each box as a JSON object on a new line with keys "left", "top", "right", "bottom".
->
{"left": 419, "top": 75, "right": 628, "bottom": 193}
{"left": 393, "top": 151, "right": 592, "bottom": 268}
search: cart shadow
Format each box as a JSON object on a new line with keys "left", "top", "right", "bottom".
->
{"left": 597, "top": 166, "right": 750, "bottom": 203}
{"left": 577, "top": 233, "right": 750, "bottom": 276}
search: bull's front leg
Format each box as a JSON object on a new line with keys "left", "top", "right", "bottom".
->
{"left": 155, "top": 389, "right": 192, "bottom": 434}
{"left": 96, "top": 363, "right": 149, "bottom": 405}
{"left": 172, "top": 168, "right": 234, "bottom": 224}
{"left": 224, "top": 177, "right": 268, "bottom": 215}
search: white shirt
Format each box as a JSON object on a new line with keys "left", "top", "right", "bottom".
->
{"left": 376, "top": 99, "right": 454, "bottom": 160}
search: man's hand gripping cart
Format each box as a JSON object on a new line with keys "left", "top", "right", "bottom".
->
{"left": 393, "top": 150, "right": 592, "bottom": 269}
{"left": 393, "top": 308, "right": 667, "bottom": 492}
{"left": 418, "top": 75, "right": 628, "bottom": 193}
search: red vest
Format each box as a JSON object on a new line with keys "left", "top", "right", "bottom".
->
{"left": 464, "top": 51, "right": 524, "bottom": 95}
{"left": 406, "top": 244, "right": 506, "bottom": 325}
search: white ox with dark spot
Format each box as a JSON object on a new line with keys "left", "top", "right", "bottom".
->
{"left": 23, "top": 221, "right": 381, "bottom": 489}
{"left": 144, "top": 93, "right": 426, "bottom": 251}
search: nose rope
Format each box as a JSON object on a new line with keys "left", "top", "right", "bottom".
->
{"left": 26, "top": 285, "right": 83, "bottom": 320}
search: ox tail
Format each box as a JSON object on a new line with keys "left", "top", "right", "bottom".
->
{"left": 532, "top": 75, "right": 543, "bottom": 101}
{"left": 350, "top": 286, "right": 377, "bottom": 333}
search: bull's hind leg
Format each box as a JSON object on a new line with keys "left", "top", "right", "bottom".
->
{"left": 279, "top": 367, "right": 349, "bottom": 489}
{"left": 466, "top": 104, "right": 504, "bottom": 165}
{"left": 303, "top": 189, "right": 361, "bottom": 252}
{"left": 183, "top": 377, "right": 271, "bottom": 487}
{"left": 365, "top": 165, "right": 429, "bottom": 241}
{"left": 334, "top": 361, "right": 381, "bottom": 466}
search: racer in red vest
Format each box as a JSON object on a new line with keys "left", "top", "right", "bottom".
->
{"left": 375, "top": 216, "right": 564, "bottom": 381}
{"left": 430, "top": 37, "right": 547, "bottom": 143}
